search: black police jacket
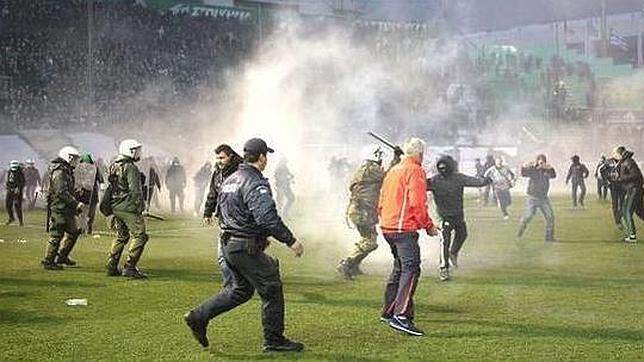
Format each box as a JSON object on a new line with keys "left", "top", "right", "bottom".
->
{"left": 216, "top": 163, "right": 296, "bottom": 246}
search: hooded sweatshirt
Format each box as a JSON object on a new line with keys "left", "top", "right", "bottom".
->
{"left": 427, "top": 155, "right": 490, "bottom": 218}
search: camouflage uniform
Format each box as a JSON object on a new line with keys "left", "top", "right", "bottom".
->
{"left": 106, "top": 155, "right": 149, "bottom": 277}
{"left": 42, "top": 158, "right": 82, "bottom": 269}
{"left": 339, "top": 160, "right": 385, "bottom": 277}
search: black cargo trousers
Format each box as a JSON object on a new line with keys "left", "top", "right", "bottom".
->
{"left": 190, "top": 236, "right": 285, "bottom": 344}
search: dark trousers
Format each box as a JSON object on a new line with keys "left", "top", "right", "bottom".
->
{"left": 597, "top": 179, "right": 609, "bottom": 200}
{"left": 381, "top": 232, "right": 420, "bottom": 319}
{"left": 571, "top": 181, "right": 586, "bottom": 207}
{"left": 194, "top": 186, "right": 206, "bottom": 214}
{"left": 276, "top": 186, "right": 294, "bottom": 219}
{"left": 169, "top": 189, "right": 184, "bottom": 213}
{"left": 87, "top": 192, "right": 98, "bottom": 234}
{"left": 439, "top": 216, "right": 467, "bottom": 270}
{"left": 622, "top": 187, "right": 641, "bottom": 237}
{"left": 191, "top": 240, "right": 285, "bottom": 343}
{"left": 5, "top": 191, "right": 23, "bottom": 224}
{"left": 495, "top": 189, "right": 512, "bottom": 216}
{"left": 25, "top": 185, "right": 37, "bottom": 209}
{"left": 610, "top": 185, "right": 624, "bottom": 227}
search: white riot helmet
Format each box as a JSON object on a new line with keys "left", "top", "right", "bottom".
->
{"left": 9, "top": 160, "right": 20, "bottom": 170}
{"left": 119, "top": 139, "right": 143, "bottom": 160}
{"left": 361, "top": 144, "right": 384, "bottom": 163}
{"left": 58, "top": 146, "right": 81, "bottom": 166}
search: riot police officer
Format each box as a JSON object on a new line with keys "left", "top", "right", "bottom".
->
{"left": 41, "top": 147, "right": 84, "bottom": 269}
{"left": 105, "top": 139, "right": 149, "bottom": 278}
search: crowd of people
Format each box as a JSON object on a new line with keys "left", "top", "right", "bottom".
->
{"left": 0, "top": 0, "right": 256, "bottom": 130}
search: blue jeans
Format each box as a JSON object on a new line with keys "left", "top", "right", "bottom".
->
{"left": 518, "top": 196, "right": 555, "bottom": 241}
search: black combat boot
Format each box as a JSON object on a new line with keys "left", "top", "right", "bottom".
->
{"left": 55, "top": 256, "right": 77, "bottom": 266}
{"left": 41, "top": 259, "right": 63, "bottom": 270}
{"left": 122, "top": 264, "right": 147, "bottom": 279}
{"left": 106, "top": 258, "right": 121, "bottom": 277}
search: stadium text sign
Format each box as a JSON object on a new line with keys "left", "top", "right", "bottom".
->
{"left": 169, "top": 4, "right": 254, "bottom": 22}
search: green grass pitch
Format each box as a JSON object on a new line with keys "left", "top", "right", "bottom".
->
{"left": 0, "top": 196, "right": 643, "bottom": 361}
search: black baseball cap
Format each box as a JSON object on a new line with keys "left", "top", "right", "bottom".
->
{"left": 243, "top": 138, "right": 274, "bottom": 155}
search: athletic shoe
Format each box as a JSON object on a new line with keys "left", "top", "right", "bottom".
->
{"left": 263, "top": 337, "right": 304, "bottom": 352}
{"left": 439, "top": 268, "right": 450, "bottom": 282}
{"left": 184, "top": 311, "right": 209, "bottom": 347}
{"left": 389, "top": 315, "right": 424, "bottom": 336}
{"left": 379, "top": 315, "right": 392, "bottom": 323}
{"left": 625, "top": 235, "right": 637, "bottom": 243}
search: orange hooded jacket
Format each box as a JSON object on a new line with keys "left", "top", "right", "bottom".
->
{"left": 378, "top": 156, "right": 434, "bottom": 233}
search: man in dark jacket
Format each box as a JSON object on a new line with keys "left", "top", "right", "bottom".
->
{"left": 5, "top": 160, "right": 25, "bottom": 226}
{"left": 517, "top": 154, "right": 557, "bottom": 242}
{"left": 203, "top": 144, "right": 243, "bottom": 288}
{"left": 610, "top": 146, "right": 643, "bottom": 242}
{"left": 41, "top": 147, "right": 84, "bottom": 270}
{"left": 595, "top": 155, "right": 609, "bottom": 200}
{"left": 565, "top": 155, "right": 589, "bottom": 208}
{"left": 185, "top": 138, "right": 304, "bottom": 352}
{"left": 23, "top": 159, "right": 41, "bottom": 209}
{"left": 599, "top": 155, "right": 626, "bottom": 228}
{"left": 165, "top": 157, "right": 186, "bottom": 213}
{"left": 192, "top": 161, "right": 212, "bottom": 215}
{"left": 427, "top": 155, "right": 490, "bottom": 281}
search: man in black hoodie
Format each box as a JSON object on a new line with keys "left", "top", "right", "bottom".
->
{"left": 609, "top": 146, "right": 643, "bottom": 242}
{"left": 203, "top": 144, "right": 243, "bottom": 288}
{"left": 565, "top": 155, "right": 589, "bottom": 208}
{"left": 517, "top": 154, "right": 557, "bottom": 242}
{"left": 427, "top": 155, "right": 491, "bottom": 281}
{"left": 5, "top": 160, "right": 25, "bottom": 226}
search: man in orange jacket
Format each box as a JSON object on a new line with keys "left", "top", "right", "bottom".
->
{"left": 378, "top": 137, "right": 438, "bottom": 336}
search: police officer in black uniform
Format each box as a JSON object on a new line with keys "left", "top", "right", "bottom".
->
{"left": 184, "top": 138, "right": 305, "bottom": 352}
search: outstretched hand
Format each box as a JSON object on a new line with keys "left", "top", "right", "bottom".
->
{"left": 290, "top": 241, "right": 304, "bottom": 257}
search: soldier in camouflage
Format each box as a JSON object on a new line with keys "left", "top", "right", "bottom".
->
{"left": 105, "top": 139, "right": 149, "bottom": 279}
{"left": 337, "top": 145, "right": 394, "bottom": 279}
{"left": 41, "top": 146, "right": 84, "bottom": 270}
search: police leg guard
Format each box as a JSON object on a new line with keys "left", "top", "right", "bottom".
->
{"left": 123, "top": 232, "right": 149, "bottom": 278}
{"left": 56, "top": 233, "right": 79, "bottom": 266}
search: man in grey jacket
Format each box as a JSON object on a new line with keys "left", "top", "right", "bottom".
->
{"left": 517, "top": 154, "right": 557, "bottom": 242}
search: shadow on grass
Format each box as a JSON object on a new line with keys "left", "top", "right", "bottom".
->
{"left": 0, "top": 277, "right": 104, "bottom": 288}
{"left": 432, "top": 319, "right": 644, "bottom": 342}
{"left": 0, "top": 308, "right": 63, "bottom": 324}
{"left": 210, "top": 350, "right": 386, "bottom": 361}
